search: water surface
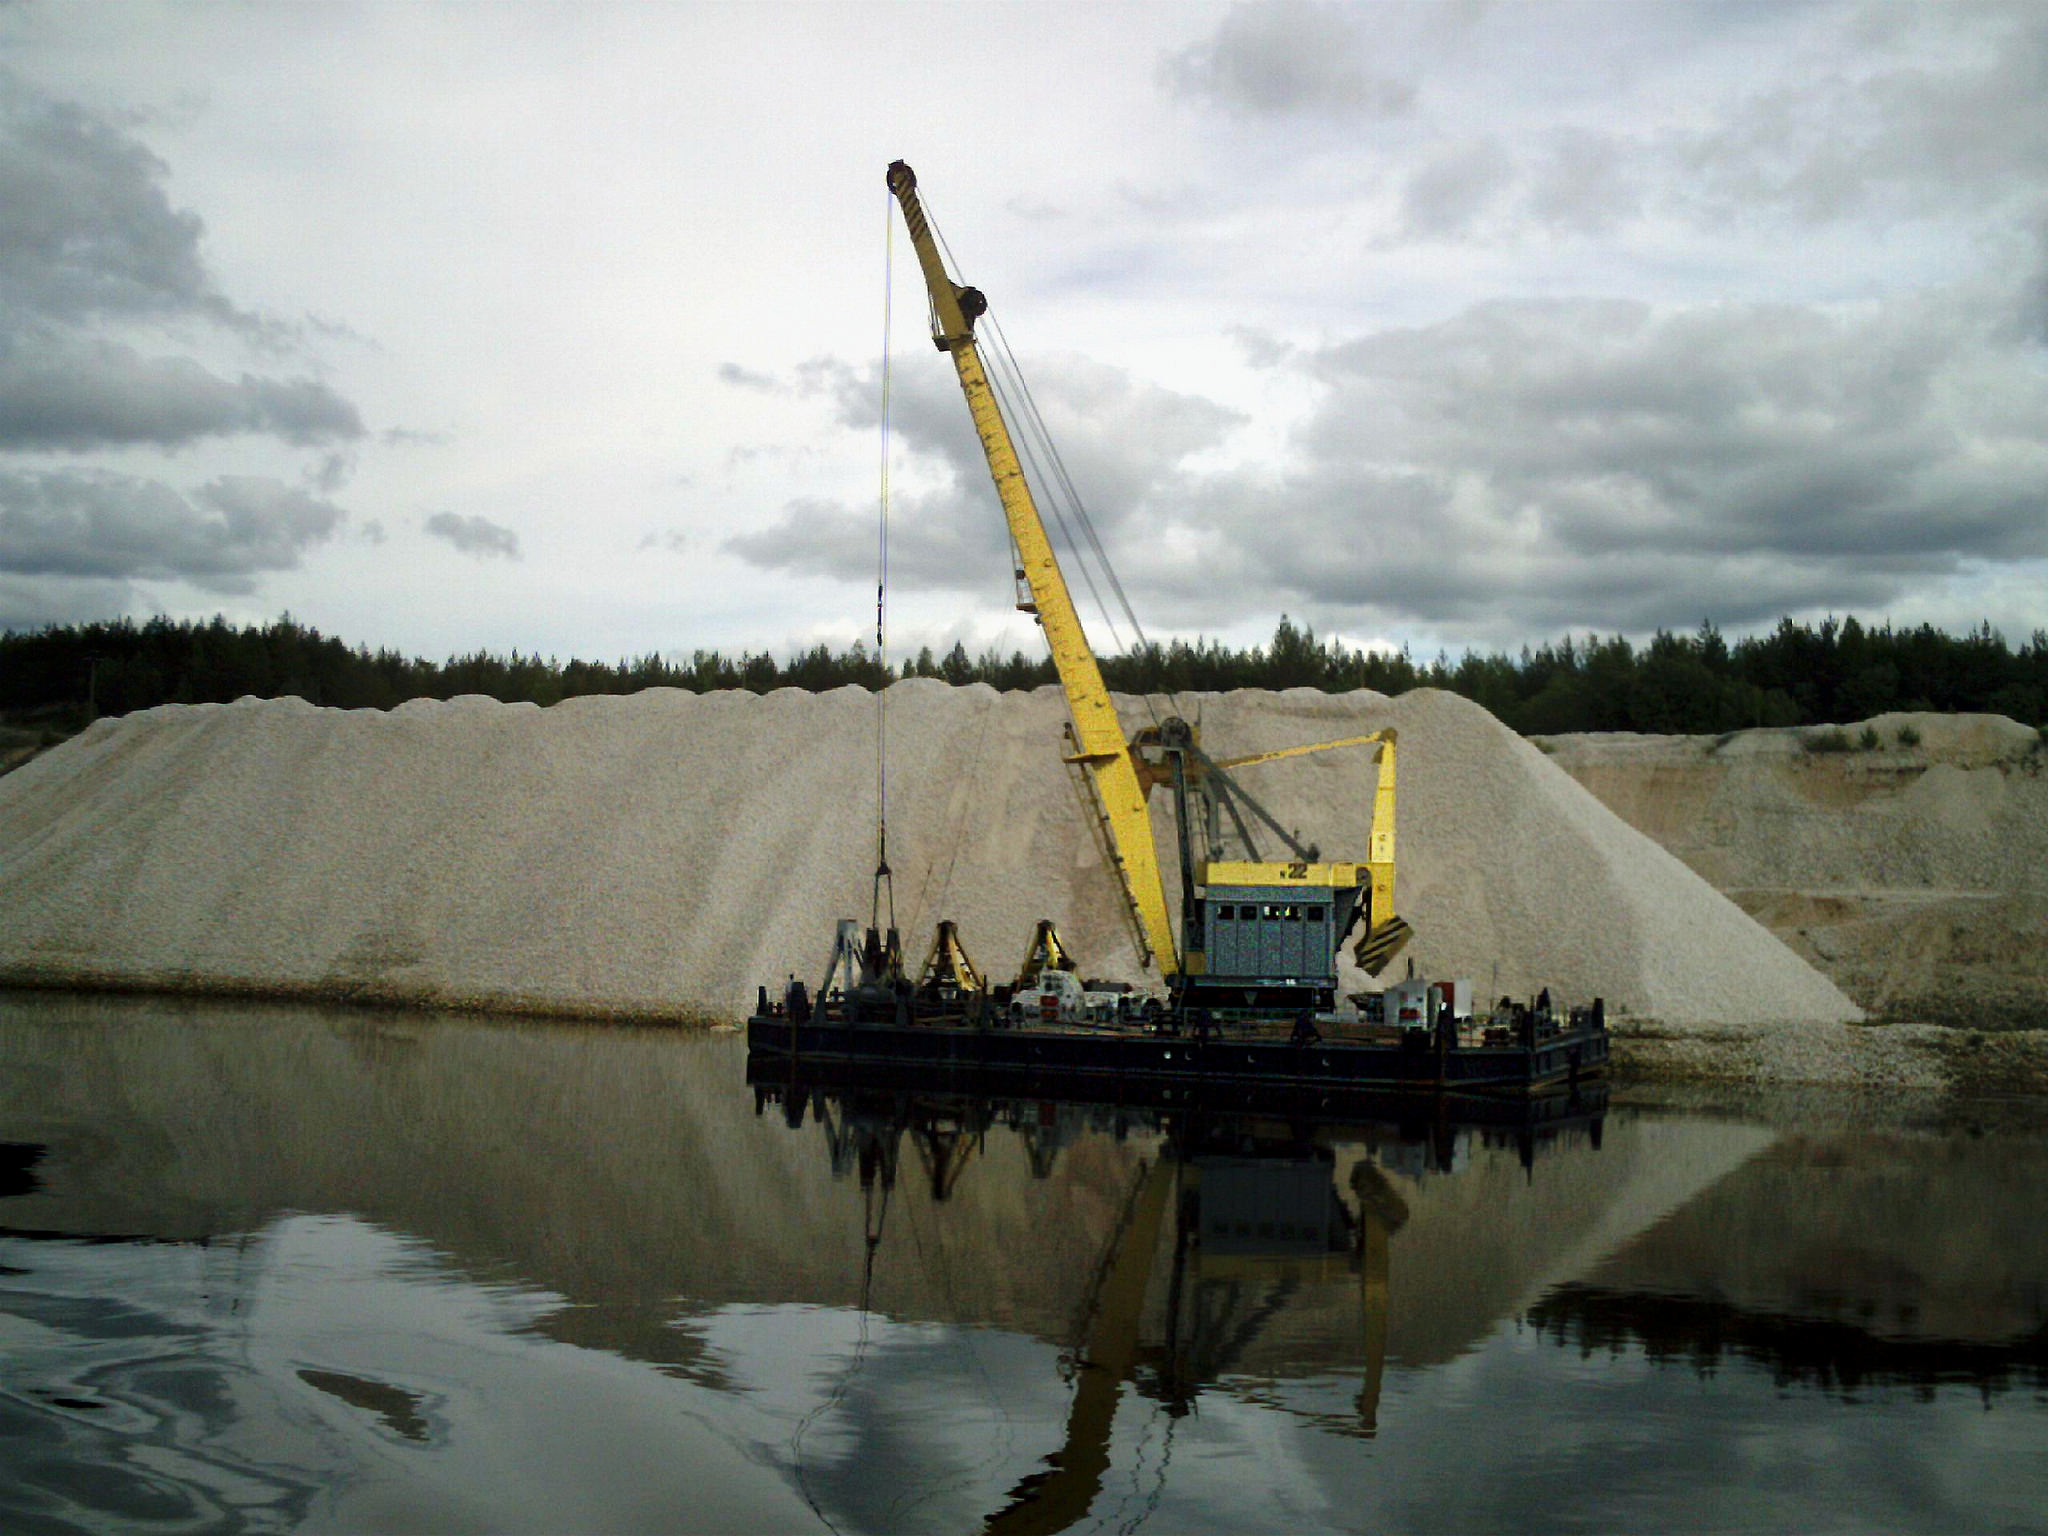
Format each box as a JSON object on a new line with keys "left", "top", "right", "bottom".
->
{"left": 1, "top": 993, "right": 2042, "bottom": 1533}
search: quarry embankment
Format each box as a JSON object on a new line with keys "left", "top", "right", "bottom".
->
{"left": 1, "top": 686, "right": 2041, "bottom": 1091}
{"left": 1540, "top": 711, "right": 2048, "bottom": 1094}
{"left": 1538, "top": 713, "right": 2047, "bottom": 1030}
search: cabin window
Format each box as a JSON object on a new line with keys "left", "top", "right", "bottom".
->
{"left": 1215, "top": 905, "right": 1235, "bottom": 920}
{"left": 1307, "top": 905, "right": 1325, "bottom": 921}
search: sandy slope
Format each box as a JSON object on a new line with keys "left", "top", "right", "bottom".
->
{"left": 0, "top": 683, "right": 1856, "bottom": 1027}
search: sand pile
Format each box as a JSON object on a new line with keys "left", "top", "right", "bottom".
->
{"left": 0, "top": 683, "right": 1857, "bottom": 1024}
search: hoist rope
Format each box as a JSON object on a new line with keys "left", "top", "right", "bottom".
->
{"left": 982, "top": 315, "right": 1177, "bottom": 730}
{"left": 987, "top": 311, "right": 1147, "bottom": 655}
{"left": 874, "top": 189, "right": 896, "bottom": 932}
{"left": 925, "top": 208, "right": 1183, "bottom": 728}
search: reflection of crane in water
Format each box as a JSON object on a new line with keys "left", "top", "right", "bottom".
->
{"left": 818, "top": 1092, "right": 992, "bottom": 1206}
{"left": 815, "top": 1094, "right": 898, "bottom": 1312}
{"left": 753, "top": 1074, "right": 1605, "bottom": 1536}
{"left": 982, "top": 1121, "right": 1410, "bottom": 1536}
{"left": 1004, "top": 1099, "right": 1096, "bottom": 1183}
{"left": 911, "top": 1105, "right": 988, "bottom": 1204}
{"left": 810, "top": 1090, "right": 998, "bottom": 1311}
{"left": 984, "top": 1155, "right": 1175, "bottom": 1536}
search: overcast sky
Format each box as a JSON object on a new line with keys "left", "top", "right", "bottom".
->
{"left": 3, "top": 1, "right": 2044, "bottom": 664}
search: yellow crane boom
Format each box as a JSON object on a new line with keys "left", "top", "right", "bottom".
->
{"left": 886, "top": 161, "right": 1181, "bottom": 976}
{"left": 885, "top": 160, "right": 1411, "bottom": 998}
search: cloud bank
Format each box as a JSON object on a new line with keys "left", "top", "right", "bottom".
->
{"left": 723, "top": 4, "right": 2048, "bottom": 652}
{"left": 4, "top": 4, "right": 2045, "bottom": 658}
{"left": 0, "top": 471, "right": 346, "bottom": 592}
{"left": 0, "top": 69, "right": 361, "bottom": 630}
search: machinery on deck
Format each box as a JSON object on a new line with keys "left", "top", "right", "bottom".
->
{"left": 916, "top": 919, "right": 983, "bottom": 1009}
{"left": 884, "top": 160, "right": 1412, "bottom": 1017}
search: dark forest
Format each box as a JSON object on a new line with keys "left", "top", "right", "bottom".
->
{"left": 4, "top": 613, "right": 2045, "bottom": 744}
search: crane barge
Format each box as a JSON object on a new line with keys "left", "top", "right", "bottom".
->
{"left": 746, "top": 162, "right": 1608, "bottom": 1097}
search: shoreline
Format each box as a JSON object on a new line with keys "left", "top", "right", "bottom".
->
{"left": 0, "top": 969, "right": 727, "bottom": 1032}
{"left": 7, "top": 975, "right": 2041, "bottom": 1094}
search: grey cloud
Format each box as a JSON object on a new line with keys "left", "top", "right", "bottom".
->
{"left": 717, "top": 362, "right": 780, "bottom": 391}
{"left": 731, "top": 354, "right": 1242, "bottom": 590}
{"left": 1524, "top": 127, "right": 1642, "bottom": 236}
{"left": 1360, "top": 10, "right": 2048, "bottom": 248}
{"left": 1399, "top": 139, "right": 1515, "bottom": 239}
{"left": 0, "top": 333, "right": 362, "bottom": 450}
{"left": 1160, "top": 1, "right": 1416, "bottom": 119}
{"left": 0, "top": 572, "right": 137, "bottom": 633}
{"left": 1388, "top": 130, "right": 1628, "bottom": 244}
{"left": 1710, "top": 9, "right": 2048, "bottom": 223}
{"left": 0, "top": 470, "right": 346, "bottom": 592}
{"left": 726, "top": 491, "right": 1008, "bottom": 589}
{"left": 309, "top": 451, "right": 354, "bottom": 494}
{"left": 424, "top": 511, "right": 520, "bottom": 560}
{"left": 2018, "top": 220, "right": 2048, "bottom": 346}
{"left": 1229, "top": 327, "right": 1296, "bottom": 369}
{"left": 0, "top": 71, "right": 365, "bottom": 459}
{"left": 1154, "top": 285, "right": 2048, "bottom": 642}
{"left": 0, "top": 70, "right": 223, "bottom": 325}
{"left": 1156, "top": 462, "right": 1911, "bottom": 643}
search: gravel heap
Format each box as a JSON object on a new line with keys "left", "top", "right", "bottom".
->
{"left": 0, "top": 683, "right": 1858, "bottom": 1026}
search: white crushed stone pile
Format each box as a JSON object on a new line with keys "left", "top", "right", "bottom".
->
{"left": 0, "top": 683, "right": 1859, "bottom": 1025}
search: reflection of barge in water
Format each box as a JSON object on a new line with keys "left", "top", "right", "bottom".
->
{"left": 750, "top": 1063, "right": 1607, "bottom": 1496}
{"left": 749, "top": 1051, "right": 1609, "bottom": 1167}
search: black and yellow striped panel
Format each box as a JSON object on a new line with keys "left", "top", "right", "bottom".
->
{"left": 1353, "top": 917, "right": 1414, "bottom": 977}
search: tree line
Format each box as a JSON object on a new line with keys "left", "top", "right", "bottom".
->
{"left": 3, "top": 612, "right": 2045, "bottom": 737}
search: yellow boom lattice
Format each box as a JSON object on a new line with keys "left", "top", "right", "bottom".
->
{"left": 887, "top": 161, "right": 1179, "bottom": 976}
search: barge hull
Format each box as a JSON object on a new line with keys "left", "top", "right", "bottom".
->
{"left": 746, "top": 1048, "right": 1609, "bottom": 1128}
{"left": 746, "top": 1015, "right": 1606, "bottom": 1097}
